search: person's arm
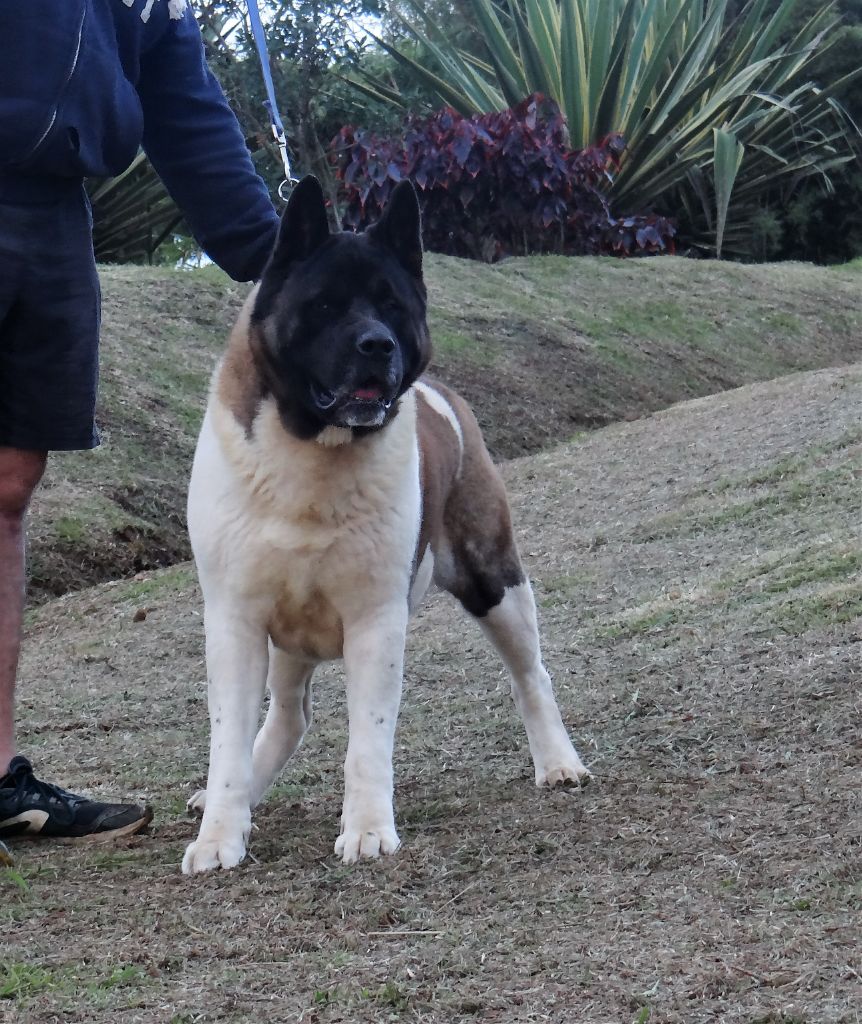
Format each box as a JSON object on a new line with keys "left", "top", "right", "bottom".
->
{"left": 137, "top": 9, "right": 280, "bottom": 282}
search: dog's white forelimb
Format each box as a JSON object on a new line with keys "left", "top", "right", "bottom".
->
{"left": 335, "top": 603, "right": 408, "bottom": 863}
{"left": 182, "top": 608, "right": 269, "bottom": 874}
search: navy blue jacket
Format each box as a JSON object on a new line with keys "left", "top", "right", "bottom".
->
{"left": 0, "top": 0, "right": 279, "bottom": 281}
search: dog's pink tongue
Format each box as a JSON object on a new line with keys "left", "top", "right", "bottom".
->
{"left": 353, "top": 386, "right": 382, "bottom": 400}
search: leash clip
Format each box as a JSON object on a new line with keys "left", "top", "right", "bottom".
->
{"left": 269, "top": 119, "right": 297, "bottom": 202}
{"left": 278, "top": 178, "right": 299, "bottom": 202}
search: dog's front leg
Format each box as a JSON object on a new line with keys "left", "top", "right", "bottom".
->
{"left": 335, "top": 604, "right": 408, "bottom": 864}
{"left": 182, "top": 611, "right": 269, "bottom": 874}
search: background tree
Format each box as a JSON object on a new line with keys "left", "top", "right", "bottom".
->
{"left": 767, "top": 0, "right": 862, "bottom": 262}
{"left": 198, "top": 0, "right": 386, "bottom": 205}
{"left": 92, "top": 0, "right": 384, "bottom": 262}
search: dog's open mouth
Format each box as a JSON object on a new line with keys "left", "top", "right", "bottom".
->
{"left": 351, "top": 384, "right": 385, "bottom": 402}
{"left": 348, "top": 383, "right": 394, "bottom": 410}
{"left": 310, "top": 379, "right": 394, "bottom": 426}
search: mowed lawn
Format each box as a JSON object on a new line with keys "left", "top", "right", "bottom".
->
{"left": 3, "top": 357, "right": 860, "bottom": 1023}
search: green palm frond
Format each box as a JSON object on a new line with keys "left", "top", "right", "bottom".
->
{"left": 88, "top": 153, "right": 183, "bottom": 264}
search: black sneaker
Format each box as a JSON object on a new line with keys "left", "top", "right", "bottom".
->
{"left": 0, "top": 756, "right": 153, "bottom": 841}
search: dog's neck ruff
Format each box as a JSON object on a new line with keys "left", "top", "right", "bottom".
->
{"left": 316, "top": 426, "right": 354, "bottom": 448}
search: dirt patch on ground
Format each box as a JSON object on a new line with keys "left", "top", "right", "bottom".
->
{"left": 25, "top": 257, "right": 862, "bottom": 602}
{"left": 4, "top": 364, "right": 860, "bottom": 1023}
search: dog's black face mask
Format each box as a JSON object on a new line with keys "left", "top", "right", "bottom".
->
{"left": 251, "top": 176, "right": 431, "bottom": 440}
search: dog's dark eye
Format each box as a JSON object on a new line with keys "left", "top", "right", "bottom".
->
{"left": 306, "top": 298, "right": 331, "bottom": 318}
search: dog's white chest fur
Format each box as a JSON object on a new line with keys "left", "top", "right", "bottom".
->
{"left": 188, "top": 389, "right": 421, "bottom": 662}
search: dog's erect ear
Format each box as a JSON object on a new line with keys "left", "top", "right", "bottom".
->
{"left": 367, "top": 179, "right": 423, "bottom": 279}
{"left": 270, "top": 175, "right": 330, "bottom": 271}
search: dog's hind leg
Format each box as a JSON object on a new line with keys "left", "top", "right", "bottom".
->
{"left": 473, "top": 577, "right": 590, "bottom": 789}
{"left": 433, "top": 427, "right": 589, "bottom": 789}
{"left": 250, "top": 647, "right": 315, "bottom": 806}
{"left": 187, "top": 646, "right": 314, "bottom": 816}
{"left": 418, "top": 380, "right": 589, "bottom": 788}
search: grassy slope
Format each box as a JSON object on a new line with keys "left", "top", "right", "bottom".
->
{"left": 27, "top": 256, "right": 862, "bottom": 601}
{"left": 4, "top": 363, "right": 860, "bottom": 1023}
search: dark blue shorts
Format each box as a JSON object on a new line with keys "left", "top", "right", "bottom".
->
{"left": 0, "top": 173, "right": 100, "bottom": 451}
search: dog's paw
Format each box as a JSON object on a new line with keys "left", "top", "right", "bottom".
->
{"left": 186, "top": 789, "right": 207, "bottom": 817}
{"left": 334, "top": 825, "right": 400, "bottom": 865}
{"left": 536, "top": 761, "right": 591, "bottom": 790}
{"left": 182, "top": 831, "right": 247, "bottom": 875}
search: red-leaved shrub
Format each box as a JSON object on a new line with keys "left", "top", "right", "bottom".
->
{"left": 331, "top": 95, "right": 675, "bottom": 261}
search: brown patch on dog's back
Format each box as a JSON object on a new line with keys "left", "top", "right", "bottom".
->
{"left": 415, "top": 384, "right": 462, "bottom": 577}
{"left": 417, "top": 379, "right": 525, "bottom": 617}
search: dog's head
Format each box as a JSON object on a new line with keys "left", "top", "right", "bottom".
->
{"left": 250, "top": 175, "right": 431, "bottom": 440}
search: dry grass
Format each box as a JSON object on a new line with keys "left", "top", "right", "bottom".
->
{"left": 4, "top": 363, "right": 860, "bottom": 1023}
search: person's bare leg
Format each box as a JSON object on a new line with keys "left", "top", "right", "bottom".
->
{"left": 0, "top": 446, "right": 152, "bottom": 840}
{"left": 0, "top": 447, "right": 47, "bottom": 775}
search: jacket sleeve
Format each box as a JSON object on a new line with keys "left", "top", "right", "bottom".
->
{"left": 137, "top": 9, "right": 280, "bottom": 282}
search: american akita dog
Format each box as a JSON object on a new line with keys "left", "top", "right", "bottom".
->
{"left": 182, "top": 176, "right": 589, "bottom": 874}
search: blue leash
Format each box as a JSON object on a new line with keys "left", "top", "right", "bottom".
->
{"left": 246, "top": 0, "right": 297, "bottom": 199}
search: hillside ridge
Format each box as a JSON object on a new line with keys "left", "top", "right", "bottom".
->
{"left": 26, "top": 256, "right": 862, "bottom": 602}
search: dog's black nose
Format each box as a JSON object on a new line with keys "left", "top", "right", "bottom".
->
{"left": 356, "top": 330, "right": 396, "bottom": 358}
